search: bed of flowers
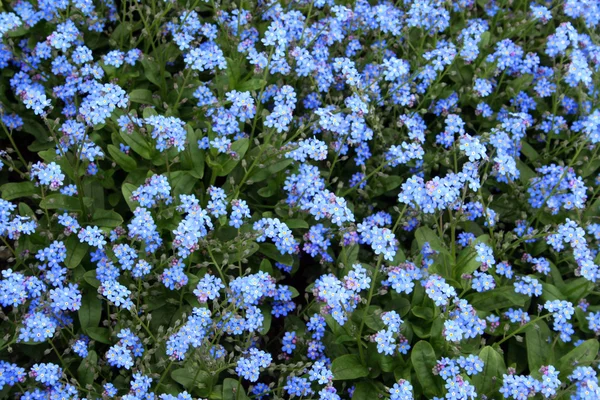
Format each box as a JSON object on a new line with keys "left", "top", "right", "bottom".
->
{"left": 1, "top": 0, "right": 600, "bottom": 399}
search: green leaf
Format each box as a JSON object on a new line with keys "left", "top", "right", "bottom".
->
{"left": 122, "top": 183, "right": 138, "bottom": 211}
{"left": 40, "top": 194, "right": 92, "bottom": 211}
{"left": 216, "top": 138, "right": 249, "bottom": 176}
{"left": 120, "top": 130, "right": 152, "bottom": 160}
{"left": 415, "top": 227, "right": 445, "bottom": 254}
{"left": 525, "top": 319, "right": 553, "bottom": 374}
{"left": 285, "top": 219, "right": 309, "bottom": 229}
{"left": 260, "top": 305, "right": 272, "bottom": 335}
{"left": 563, "top": 278, "right": 595, "bottom": 303}
{"left": 86, "top": 327, "right": 111, "bottom": 344}
{"left": 0, "top": 181, "right": 36, "bottom": 200}
{"left": 472, "top": 346, "right": 506, "bottom": 396}
{"left": 466, "top": 286, "right": 528, "bottom": 312}
{"left": 181, "top": 127, "right": 205, "bottom": 179}
{"left": 558, "top": 339, "right": 599, "bottom": 379}
{"left": 236, "top": 79, "right": 266, "bottom": 92}
{"left": 77, "top": 350, "right": 98, "bottom": 387}
{"left": 454, "top": 235, "right": 489, "bottom": 279}
{"left": 259, "top": 243, "right": 294, "bottom": 265}
{"left": 478, "top": 31, "right": 491, "bottom": 49}
{"left": 65, "top": 235, "right": 89, "bottom": 269}
{"left": 331, "top": 354, "right": 369, "bottom": 380}
{"left": 171, "top": 368, "right": 213, "bottom": 392}
{"left": 520, "top": 141, "right": 540, "bottom": 161}
{"left": 351, "top": 381, "right": 378, "bottom": 400}
{"left": 142, "top": 58, "right": 163, "bottom": 87}
{"left": 541, "top": 283, "right": 563, "bottom": 302}
{"left": 129, "top": 89, "right": 154, "bottom": 104}
{"left": 107, "top": 144, "right": 137, "bottom": 172}
{"left": 517, "top": 160, "right": 536, "bottom": 185}
{"left": 78, "top": 287, "right": 102, "bottom": 331}
{"left": 411, "top": 341, "right": 443, "bottom": 397}
{"left": 250, "top": 158, "right": 294, "bottom": 183}
{"left": 412, "top": 306, "right": 434, "bottom": 320}
{"left": 222, "top": 378, "right": 248, "bottom": 400}
{"left": 83, "top": 270, "right": 101, "bottom": 288}
{"left": 171, "top": 171, "right": 197, "bottom": 197}
{"left": 92, "top": 209, "right": 124, "bottom": 228}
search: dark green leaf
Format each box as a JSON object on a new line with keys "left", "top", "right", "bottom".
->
{"left": 216, "top": 139, "right": 249, "bottom": 176}
{"left": 222, "top": 378, "right": 248, "bottom": 400}
{"left": 107, "top": 144, "right": 138, "bottom": 172}
{"left": 466, "top": 286, "right": 528, "bottom": 312}
{"left": 129, "top": 89, "right": 154, "bottom": 104}
{"left": 525, "top": 319, "right": 553, "bottom": 374}
{"left": 92, "top": 209, "right": 124, "bottom": 228}
{"left": 40, "top": 194, "right": 92, "bottom": 211}
{"left": 259, "top": 243, "right": 294, "bottom": 265}
{"left": 558, "top": 339, "right": 599, "bottom": 379}
{"left": 331, "top": 354, "right": 369, "bottom": 380}
{"left": 79, "top": 287, "right": 102, "bottom": 331}
{"left": 415, "top": 227, "right": 445, "bottom": 254}
{"left": 472, "top": 346, "right": 506, "bottom": 396}
{"left": 120, "top": 129, "right": 152, "bottom": 160}
{"left": 0, "top": 181, "right": 37, "bottom": 200}
{"left": 65, "top": 235, "right": 89, "bottom": 269}
{"left": 411, "top": 341, "right": 443, "bottom": 397}
{"left": 86, "top": 327, "right": 112, "bottom": 344}
{"left": 77, "top": 350, "right": 98, "bottom": 387}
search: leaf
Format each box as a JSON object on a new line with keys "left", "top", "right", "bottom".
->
{"left": 222, "top": 378, "right": 248, "bottom": 400}
{"left": 236, "top": 79, "right": 266, "bottom": 92}
{"left": 520, "top": 141, "right": 540, "bottom": 161}
{"left": 78, "top": 287, "right": 102, "bottom": 331}
{"left": 40, "top": 194, "right": 92, "bottom": 211}
{"left": 285, "top": 219, "right": 309, "bottom": 229}
{"left": 171, "top": 368, "right": 213, "bottom": 392}
{"left": 120, "top": 130, "right": 152, "bottom": 160}
{"left": 478, "top": 31, "right": 491, "bottom": 48}
{"left": 216, "top": 138, "right": 250, "bottom": 177}
{"left": 0, "top": 181, "right": 36, "bottom": 200}
{"left": 250, "top": 158, "right": 294, "bottom": 183}
{"left": 92, "top": 209, "right": 124, "bottom": 228}
{"left": 361, "top": 306, "right": 385, "bottom": 331}
{"left": 122, "top": 183, "right": 138, "bottom": 211}
{"left": 65, "top": 235, "right": 89, "bottom": 269}
{"left": 171, "top": 171, "right": 197, "bottom": 197}
{"left": 142, "top": 58, "right": 163, "bottom": 87}
{"left": 86, "top": 327, "right": 112, "bottom": 344}
{"left": 411, "top": 341, "right": 443, "bottom": 397}
{"left": 415, "top": 227, "right": 445, "bottom": 254}
{"left": 541, "top": 283, "right": 563, "bottom": 302}
{"left": 525, "top": 319, "right": 553, "bottom": 374}
{"left": 558, "top": 339, "right": 599, "bottom": 379}
{"left": 181, "top": 127, "right": 205, "bottom": 179}
{"left": 107, "top": 144, "right": 137, "bottom": 172}
{"left": 412, "top": 306, "right": 434, "bottom": 320}
{"left": 259, "top": 243, "right": 294, "bottom": 265}
{"left": 129, "top": 89, "right": 154, "bottom": 104}
{"left": 260, "top": 305, "right": 272, "bottom": 335}
{"left": 563, "top": 278, "right": 595, "bottom": 303}
{"left": 77, "top": 350, "right": 98, "bottom": 387}
{"left": 472, "top": 346, "right": 506, "bottom": 396}
{"left": 454, "top": 235, "right": 489, "bottom": 279}
{"left": 331, "top": 354, "right": 369, "bottom": 380}
{"left": 351, "top": 381, "right": 378, "bottom": 400}
{"left": 516, "top": 160, "right": 536, "bottom": 185}
{"left": 83, "top": 270, "right": 101, "bottom": 288}
{"left": 466, "top": 286, "right": 528, "bottom": 312}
